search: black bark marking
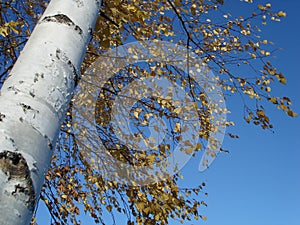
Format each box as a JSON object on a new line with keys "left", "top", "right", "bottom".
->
{"left": 88, "top": 26, "right": 93, "bottom": 35}
{"left": 74, "top": 0, "right": 84, "bottom": 7}
{"left": 43, "top": 134, "right": 54, "bottom": 151}
{"left": 48, "top": 142, "right": 53, "bottom": 150}
{"left": 0, "top": 113, "right": 5, "bottom": 122}
{"left": 0, "top": 151, "right": 35, "bottom": 212}
{"left": 42, "top": 14, "right": 83, "bottom": 35}
{"left": 20, "top": 103, "right": 32, "bottom": 112}
{"left": 29, "top": 90, "right": 35, "bottom": 98}
{"left": 33, "top": 73, "right": 44, "bottom": 83}
{"left": 7, "top": 85, "right": 20, "bottom": 94}
{"left": 19, "top": 103, "right": 39, "bottom": 114}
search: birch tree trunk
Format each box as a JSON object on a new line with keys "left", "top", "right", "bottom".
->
{"left": 0, "top": 0, "right": 99, "bottom": 224}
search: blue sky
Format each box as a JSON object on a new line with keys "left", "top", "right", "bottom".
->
{"left": 36, "top": 1, "right": 300, "bottom": 225}
{"left": 185, "top": 1, "right": 300, "bottom": 225}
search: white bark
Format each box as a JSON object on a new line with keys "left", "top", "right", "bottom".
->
{"left": 0, "top": 0, "right": 100, "bottom": 224}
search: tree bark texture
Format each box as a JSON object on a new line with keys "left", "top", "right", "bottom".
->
{"left": 0, "top": 0, "right": 100, "bottom": 224}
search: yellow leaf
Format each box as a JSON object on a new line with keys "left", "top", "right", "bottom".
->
{"left": 155, "top": 214, "right": 160, "bottom": 220}
{"left": 184, "top": 140, "right": 193, "bottom": 147}
{"left": 268, "top": 97, "right": 277, "bottom": 104}
{"left": 279, "top": 77, "right": 287, "bottom": 84}
{"left": 277, "top": 11, "right": 286, "bottom": 17}
{"left": 258, "top": 4, "right": 266, "bottom": 10}
{"left": 136, "top": 202, "right": 144, "bottom": 211}
{"left": 0, "top": 26, "right": 9, "bottom": 37}
{"left": 257, "top": 110, "right": 265, "bottom": 117}
{"left": 287, "top": 110, "right": 298, "bottom": 117}
{"left": 61, "top": 194, "right": 67, "bottom": 199}
{"left": 8, "top": 21, "right": 20, "bottom": 34}
{"left": 174, "top": 107, "right": 182, "bottom": 114}
{"left": 134, "top": 111, "right": 139, "bottom": 119}
{"left": 195, "top": 143, "right": 202, "bottom": 150}
{"left": 147, "top": 154, "right": 156, "bottom": 163}
{"left": 174, "top": 0, "right": 183, "bottom": 6}
{"left": 106, "top": 205, "right": 112, "bottom": 212}
{"left": 244, "top": 112, "right": 253, "bottom": 123}
{"left": 174, "top": 123, "right": 180, "bottom": 133}
{"left": 201, "top": 215, "right": 207, "bottom": 220}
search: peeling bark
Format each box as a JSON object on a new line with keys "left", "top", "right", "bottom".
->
{"left": 0, "top": 151, "right": 35, "bottom": 211}
{"left": 42, "top": 14, "right": 83, "bottom": 35}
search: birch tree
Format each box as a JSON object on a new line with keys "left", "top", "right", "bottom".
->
{"left": 0, "top": 0, "right": 100, "bottom": 224}
{"left": 0, "top": 1, "right": 297, "bottom": 225}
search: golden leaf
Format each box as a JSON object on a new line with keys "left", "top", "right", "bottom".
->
{"left": 287, "top": 110, "right": 298, "bottom": 117}
{"left": 106, "top": 205, "right": 112, "bottom": 212}
{"left": 174, "top": 123, "right": 181, "bottom": 133}
{"left": 201, "top": 215, "right": 207, "bottom": 220}
{"left": 277, "top": 11, "right": 286, "bottom": 17}
{"left": 61, "top": 194, "right": 67, "bottom": 199}
{"left": 268, "top": 97, "right": 277, "bottom": 104}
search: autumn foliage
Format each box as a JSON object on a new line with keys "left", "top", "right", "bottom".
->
{"left": 0, "top": 0, "right": 296, "bottom": 224}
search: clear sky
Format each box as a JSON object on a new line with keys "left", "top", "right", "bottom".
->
{"left": 36, "top": 1, "right": 300, "bottom": 225}
{"left": 179, "top": 1, "right": 300, "bottom": 225}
